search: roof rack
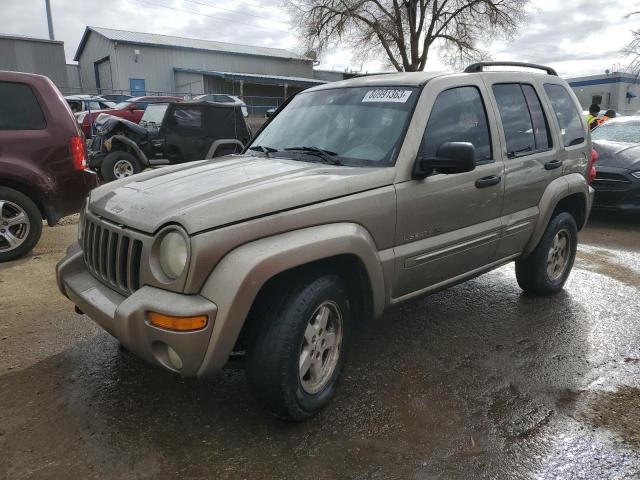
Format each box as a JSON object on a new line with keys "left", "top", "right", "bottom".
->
{"left": 464, "top": 61, "right": 558, "bottom": 76}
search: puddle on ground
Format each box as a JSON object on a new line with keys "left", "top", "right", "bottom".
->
{"left": 580, "top": 386, "right": 640, "bottom": 449}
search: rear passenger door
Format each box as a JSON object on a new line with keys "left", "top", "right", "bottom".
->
{"left": 484, "top": 78, "right": 561, "bottom": 258}
{"left": 393, "top": 80, "right": 504, "bottom": 300}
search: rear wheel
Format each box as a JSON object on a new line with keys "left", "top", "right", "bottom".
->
{"left": 101, "top": 151, "right": 141, "bottom": 182}
{"left": 0, "top": 187, "right": 42, "bottom": 263}
{"left": 247, "top": 273, "right": 353, "bottom": 421}
{"left": 515, "top": 212, "right": 578, "bottom": 295}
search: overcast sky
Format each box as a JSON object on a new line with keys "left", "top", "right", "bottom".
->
{"left": 2, "top": 0, "right": 640, "bottom": 77}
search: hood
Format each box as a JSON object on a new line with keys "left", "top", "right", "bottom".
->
{"left": 593, "top": 140, "right": 640, "bottom": 170}
{"left": 89, "top": 155, "right": 395, "bottom": 234}
{"left": 94, "top": 114, "right": 147, "bottom": 137}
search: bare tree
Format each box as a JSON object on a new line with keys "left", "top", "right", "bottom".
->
{"left": 287, "top": 0, "right": 528, "bottom": 71}
{"left": 624, "top": 12, "right": 640, "bottom": 74}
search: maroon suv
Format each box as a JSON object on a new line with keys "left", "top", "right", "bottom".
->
{"left": 0, "top": 71, "right": 97, "bottom": 262}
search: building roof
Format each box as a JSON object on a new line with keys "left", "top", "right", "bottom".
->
{"left": 567, "top": 73, "right": 640, "bottom": 88}
{"left": 0, "top": 33, "right": 63, "bottom": 45}
{"left": 74, "top": 26, "right": 311, "bottom": 62}
{"left": 175, "top": 68, "right": 326, "bottom": 88}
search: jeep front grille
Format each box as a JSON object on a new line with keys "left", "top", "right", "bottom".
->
{"left": 82, "top": 217, "right": 143, "bottom": 295}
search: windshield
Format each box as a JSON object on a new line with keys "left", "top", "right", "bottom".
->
{"left": 592, "top": 121, "right": 640, "bottom": 144}
{"left": 249, "top": 86, "right": 419, "bottom": 167}
{"left": 141, "top": 104, "right": 168, "bottom": 125}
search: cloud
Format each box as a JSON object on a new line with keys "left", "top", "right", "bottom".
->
{"left": 1, "top": 0, "right": 640, "bottom": 76}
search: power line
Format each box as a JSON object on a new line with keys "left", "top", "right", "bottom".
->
{"left": 182, "top": 0, "right": 290, "bottom": 25}
{"left": 133, "top": 0, "right": 293, "bottom": 34}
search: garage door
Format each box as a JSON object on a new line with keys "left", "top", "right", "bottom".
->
{"left": 95, "top": 58, "right": 113, "bottom": 93}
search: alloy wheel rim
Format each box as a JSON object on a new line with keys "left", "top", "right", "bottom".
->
{"left": 547, "top": 229, "right": 571, "bottom": 281}
{"left": 113, "top": 159, "right": 134, "bottom": 178}
{"left": 0, "top": 200, "right": 30, "bottom": 252}
{"left": 299, "top": 300, "right": 343, "bottom": 395}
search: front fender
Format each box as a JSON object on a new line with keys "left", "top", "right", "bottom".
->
{"left": 110, "top": 135, "right": 149, "bottom": 167}
{"left": 196, "top": 223, "right": 385, "bottom": 376}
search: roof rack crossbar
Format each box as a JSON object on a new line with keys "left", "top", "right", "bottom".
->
{"left": 464, "top": 61, "right": 558, "bottom": 76}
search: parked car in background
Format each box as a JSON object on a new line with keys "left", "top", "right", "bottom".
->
{"left": 76, "top": 95, "right": 183, "bottom": 138}
{"left": 265, "top": 107, "right": 276, "bottom": 118}
{"left": 101, "top": 93, "right": 133, "bottom": 103}
{"left": 65, "top": 95, "right": 116, "bottom": 113}
{"left": 57, "top": 62, "right": 594, "bottom": 419}
{"left": 0, "top": 71, "right": 96, "bottom": 262}
{"left": 193, "top": 94, "right": 248, "bottom": 117}
{"left": 88, "top": 101, "right": 251, "bottom": 181}
{"left": 591, "top": 117, "right": 640, "bottom": 212}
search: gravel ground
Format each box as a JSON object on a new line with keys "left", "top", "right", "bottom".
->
{"left": 0, "top": 211, "right": 638, "bottom": 479}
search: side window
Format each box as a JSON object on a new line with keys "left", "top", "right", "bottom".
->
{"left": 0, "top": 81, "right": 46, "bottom": 131}
{"left": 172, "top": 107, "right": 202, "bottom": 129}
{"left": 543, "top": 84, "right": 585, "bottom": 147}
{"left": 421, "top": 86, "right": 492, "bottom": 163}
{"left": 521, "top": 85, "right": 552, "bottom": 151}
{"left": 492, "top": 84, "right": 535, "bottom": 157}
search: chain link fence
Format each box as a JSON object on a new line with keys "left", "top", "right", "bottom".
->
{"left": 60, "top": 86, "right": 284, "bottom": 120}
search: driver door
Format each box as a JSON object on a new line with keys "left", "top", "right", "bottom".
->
{"left": 393, "top": 79, "right": 505, "bottom": 300}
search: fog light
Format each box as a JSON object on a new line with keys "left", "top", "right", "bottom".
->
{"left": 167, "top": 346, "right": 183, "bottom": 370}
{"left": 147, "top": 312, "right": 208, "bottom": 331}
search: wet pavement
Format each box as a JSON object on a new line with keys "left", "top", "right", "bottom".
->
{"left": 1, "top": 212, "right": 639, "bottom": 479}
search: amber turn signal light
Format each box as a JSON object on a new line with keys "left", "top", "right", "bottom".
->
{"left": 147, "top": 312, "right": 208, "bottom": 331}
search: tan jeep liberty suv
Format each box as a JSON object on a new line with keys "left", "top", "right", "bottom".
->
{"left": 57, "top": 62, "right": 595, "bottom": 420}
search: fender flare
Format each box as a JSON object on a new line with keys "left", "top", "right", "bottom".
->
{"left": 205, "top": 139, "right": 244, "bottom": 159}
{"left": 523, "top": 173, "right": 591, "bottom": 255}
{"left": 109, "top": 135, "right": 150, "bottom": 167}
{"left": 195, "top": 223, "right": 385, "bottom": 376}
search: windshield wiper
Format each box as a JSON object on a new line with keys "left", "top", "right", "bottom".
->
{"left": 248, "top": 145, "right": 278, "bottom": 157}
{"left": 284, "top": 146, "right": 342, "bottom": 165}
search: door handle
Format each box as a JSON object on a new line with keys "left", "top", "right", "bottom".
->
{"left": 475, "top": 175, "right": 501, "bottom": 188}
{"left": 544, "top": 159, "right": 563, "bottom": 170}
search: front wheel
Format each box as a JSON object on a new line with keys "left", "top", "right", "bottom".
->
{"left": 100, "top": 151, "right": 142, "bottom": 182}
{"left": 515, "top": 212, "right": 578, "bottom": 295}
{"left": 247, "top": 273, "right": 353, "bottom": 421}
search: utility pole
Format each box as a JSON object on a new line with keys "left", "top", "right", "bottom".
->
{"left": 45, "top": 0, "right": 55, "bottom": 40}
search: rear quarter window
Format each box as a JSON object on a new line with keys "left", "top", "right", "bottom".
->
{"left": 543, "top": 84, "right": 585, "bottom": 147}
{"left": 0, "top": 81, "right": 46, "bottom": 130}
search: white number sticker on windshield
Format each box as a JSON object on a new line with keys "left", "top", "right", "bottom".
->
{"left": 362, "top": 89, "right": 412, "bottom": 103}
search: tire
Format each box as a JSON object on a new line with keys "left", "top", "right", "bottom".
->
{"left": 247, "top": 273, "right": 353, "bottom": 421}
{"left": 100, "top": 151, "right": 142, "bottom": 182}
{"left": 0, "top": 187, "right": 43, "bottom": 263}
{"left": 515, "top": 212, "right": 578, "bottom": 295}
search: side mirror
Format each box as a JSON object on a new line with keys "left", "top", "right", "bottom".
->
{"left": 413, "top": 142, "right": 476, "bottom": 178}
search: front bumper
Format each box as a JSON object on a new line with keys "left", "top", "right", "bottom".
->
{"left": 56, "top": 243, "right": 218, "bottom": 376}
{"left": 592, "top": 167, "right": 640, "bottom": 211}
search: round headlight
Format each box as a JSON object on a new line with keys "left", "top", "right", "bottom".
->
{"left": 159, "top": 230, "right": 188, "bottom": 279}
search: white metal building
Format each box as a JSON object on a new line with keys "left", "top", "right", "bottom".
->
{"left": 567, "top": 72, "right": 640, "bottom": 115}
